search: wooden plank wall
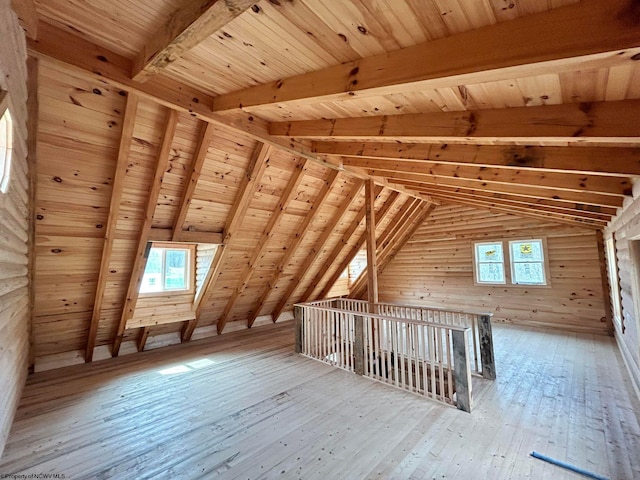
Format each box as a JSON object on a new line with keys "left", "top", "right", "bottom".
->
{"left": 605, "top": 193, "right": 640, "bottom": 397}
{"left": 0, "top": 1, "right": 29, "bottom": 457}
{"left": 378, "top": 204, "right": 609, "bottom": 335}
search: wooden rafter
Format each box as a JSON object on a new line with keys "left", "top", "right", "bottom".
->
{"left": 85, "top": 93, "right": 139, "bottom": 362}
{"left": 406, "top": 184, "right": 611, "bottom": 226}
{"left": 216, "top": 158, "right": 308, "bottom": 334}
{"left": 246, "top": 169, "right": 342, "bottom": 327}
{"left": 378, "top": 203, "right": 438, "bottom": 275}
{"left": 192, "top": 142, "right": 271, "bottom": 337}
{"left": 112, "top": 109, "right": 180, "bottom": 357}
{"left": 394, "top": 183, "right": 618, "bottom": 217}
{"left": 173, "top": 122, "right": 217, "bottom": 239}
{"left": 412, "top": 188, "right": 612, "bottom": 223}
{"left": 212, "top": 0, "right": 640, "bottom": 112}
{"left": 364, "top": 180, "right": 378, "bottom": 304}
{"left": 26, "top": 21, "right": 342, "bottom": 172}
{"left": 271, "top": 100, "right": 640, "bottom": 144}
{"left": 269, "top": 179, "right": 363, "bottom": 323}
{"left": 383, "top": 172, "right": 624, "bottom": 208}
{"left": 348, "top": 158, "right": 630, "bottom": 198}
{"left": 349, "top": 198, "right": 421, "bottom": 298}
{"left": 10, "top": 0, "right": 38, "bottom": 40}
{"left": 295, "top": 185, "right": 382, "bottom": 305}
{"left": 313, "top": 142, "right": 640, "bottom": 177}
{"left": 133, "top": 0, "right": 255, "bottom": 82}
{"left": 428, "top": 194, "right": 605, "bottom": 229}
{"left": 315, "top": 190, "right": 400, "bottom": 301}
{"left": 137, "top": 327, "right": 150, "bottom": 352}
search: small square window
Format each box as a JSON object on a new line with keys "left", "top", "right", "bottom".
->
{"left": 509, "top": 240, "right": 546, "bottom": 285}
{"left": 474, "top": 242, "right": 505, "bottom": 284}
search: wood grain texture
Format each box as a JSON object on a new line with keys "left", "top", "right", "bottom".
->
{"left": 380, "top": 204, "right": 609, "bottom": 334}
{"left": 0, "top": 0, "right": 29, "bottom": 458}
{"left": 1, "top": 322, "right": 639, "bottom": 479}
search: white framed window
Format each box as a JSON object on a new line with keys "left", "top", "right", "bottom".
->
{"left": 0, "top": 108, "right": 13, "bottom": 193}
{"left": 509, "top": 239, "right": 546, "bottom": 285}
{"left": 474, "top": 241, "right": 506, "bottom": 284}
{"left": 140, "top": 246, "right": 191, "bottom": 293}
{"left": 473, "top": 238, "right": 549, "bottom": 286}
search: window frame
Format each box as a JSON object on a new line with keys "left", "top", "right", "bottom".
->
{"left": 0, "top": 92, "right": 13, "bottom": 194}
{"left": 508, "top": 239, "right": 548, "bottom": 286}
{"left": 472, "top": 241, "right": 506, "bottom": 285}
{"left": 472, "top": 237, "right": 550, "bottom": 288}
{"left": 139, "top": 243, "right": 195, "bottom": 296}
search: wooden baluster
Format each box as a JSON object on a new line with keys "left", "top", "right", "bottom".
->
{"left": 354, "top": 314, "right": 364, "bottom": 375}
{"left": 452, "top": 328, "right": 473, "bottom": 413}
{"left": 445, "top": 329, "right": 454, "bottom": 403}
{"left": 471, "top": 315, "right": 479, "bottom": 373}
{"left": 294, "top": 305, "right": 303, "bottom": 354}
{"left": 479, "top": 314, "right": 496, "bottom": 380}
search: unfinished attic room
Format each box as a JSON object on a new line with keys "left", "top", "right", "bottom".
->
{"left": 3, "top": 0, "right": 640, "bottom": 478}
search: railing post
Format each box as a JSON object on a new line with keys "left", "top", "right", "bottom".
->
{"left": 452, "top": 329, "right": 472, "bottom": 413}
{"left": 478, "top": 315, "right": 496, "bottom": 380}
{"left": 295, "top": 305, "right": 303, "bottom": 354}
{"left": 354, "top": 314, "right": 365, "bottom": 375}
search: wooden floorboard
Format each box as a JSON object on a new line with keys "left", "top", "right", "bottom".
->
{"left": 1, "top": 322, "right": 639, "bottom": 479}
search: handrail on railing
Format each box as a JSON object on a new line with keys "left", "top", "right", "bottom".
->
{"left": 300, "top": 298, "right": 496, "bottom": 381}
{"left": 293, "top": 299, "right": 497, "bottom": 413}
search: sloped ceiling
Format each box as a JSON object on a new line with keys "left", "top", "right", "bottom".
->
{"left": 19, "top": 0, "right": 640, "bottom": 363}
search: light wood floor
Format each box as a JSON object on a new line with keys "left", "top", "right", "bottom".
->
{"left": 1, "top": 322, "right": 639, "bottom": 479}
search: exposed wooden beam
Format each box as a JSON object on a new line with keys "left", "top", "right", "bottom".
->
{"left": 85, "top": 93, "right": 139, "bottom": 362}
{"left": 246, "top": 170, "right": 342, "bottom": 327}
{"left": 392, "top": 182, "right": 618, "bottom": 217}
{"left": 350, "top": 198, "right": 421, "bottom": 299}
{"left": 26, "top": 21, "right": 342, "bottom": 172}
{"left": 192, "top": 142, "right": 271, "bottom": 336}
{"left": 137, "top": 327, "right": 150, "bottom": 352}
{"left": 312, "top": 142, "right": 640, "bottom": 177}
{"left": 272, "top": 100, "right": 640, "bottom": 144}
{"left": 148, "top": 228, "right": 223, "bottom": 244}
{"left": 10, "top": 0, "right": 38, "bottom": 40}
{"left": 268, "top": 178, "right": 363, "bottom": 323}
{"left": 375, "top": 171, "right": 624, "bottom": 208}
{"left": 216, "top": 158, "right": 308, "bottom": 334}
{"left": 429, "top": 193, "right": 605, "bottom": 229}
{"left": 364, "top": 180, "right": 378, "bottom": 304}
{"left": 213, "top": 0, "right": 640, "bottom": 112}
{"left": 414, "top": 188, "right": 612, "bottom": 223}
{"left": 133, "top": 0, "right": 255, "bottom": 82}
{"left": 295, "top": 185, "right": 380, "bottom": 305}
{"left": 378, "top": 203, "right": 438, "bottom": 274}
{"left": 173, "top": 122, "right": 216, "bottom": 239}
{"left": 315, "top": 191, "right": 400, "bottom": 301}
{"left": 112, "top": 109, "right": 180, "bottom": 357}
{"left": 343, "top": 158, "right": 631, "bottom": 196}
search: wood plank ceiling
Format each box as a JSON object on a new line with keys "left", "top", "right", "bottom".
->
{"left": 18, "top": 0, "right": 640, "bottom": 362}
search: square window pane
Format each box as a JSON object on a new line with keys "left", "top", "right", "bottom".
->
{"left": 140, "top": 248, "right": 163, "bottom": 293}
{"left": 513, "top": 262, "right": 545, "bottom": 285}
{"left": 511, "top": 240, "right": 543, "bottom": 262}
{"left": 476, "top": 242, "right": 503, "bottom": 263}
{"left": 164, "top": 250, "right": 187, "bottom": 290}
{"left": 478, "top": 263, "right": 505, "bottom": 283}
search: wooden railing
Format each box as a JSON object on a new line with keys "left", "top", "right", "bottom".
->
{"left": 333, "top": 298, "right": 495, "bottom": 380}
{"left": 294, "top": 299, "right": 495, "bottom": 412}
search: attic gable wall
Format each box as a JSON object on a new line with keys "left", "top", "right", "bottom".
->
{"left": 378, "top": 204, "right": 609, "bottom": 335}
